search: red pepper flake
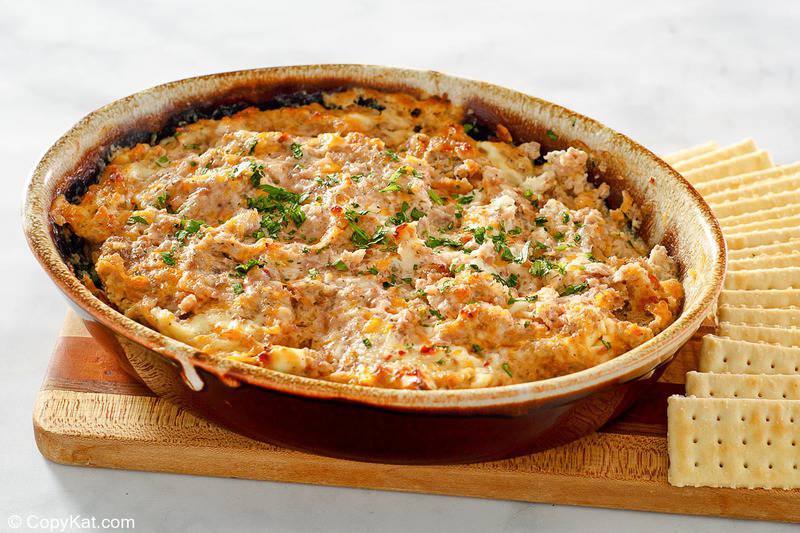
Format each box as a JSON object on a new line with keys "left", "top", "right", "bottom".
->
{"left": 256, "top": 346, "right": 272, "bottom": 365}
{"left": 420, "top": 345, "right": 435, "bottom": 354}
{"left": 398, "top": 350, "right": 406, "bottom": 355}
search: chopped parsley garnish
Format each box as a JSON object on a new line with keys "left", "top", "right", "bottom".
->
{"left": 502, "top": 362, "right": 513, "bottom": 377}
{"left": 424, "top": 235, "right": 463, "bottom": 249}
{"left": 379, "top": 181, "right": 402, "bottom": 193}
{"left": 586, "top": 252, "right": 598, "bottom": 262}
{"left": 427, "top": 189, "right": 444, "bottom": 205}
{"left": 350, "top": 173, "right": 364, "bottom": 183}
{"left": 574, "top": 233, "right": 581, "bottom": 243}
{"left": 232, "top": 282, "right": 244, "bottom": 295}
{"left": 160, "top": 251, "right": 176, "bottom": 266}
{"left": 175, "top": 221, "right": 202, "bottom": 245}
{"left": 454, "top": 192, "right": 474, "bottom": 205}
{"left": 153, "top": 192, "right": 169, "bottom": 210}
{"left": 388, "top": 202, "right": 425, "bottom": 225}
{"left": 362, "top": 338, "right": 373, "bottom": 348}
{"left": 523, "top": 190, "right": 539, "bottom": 207}
{"left": 530, "top": 258, "right": 554, "bottom": 278}
{"left": 247, "top": 139, "right": 258, "bottom": 155}
{"left": 316, "top": 174, "right": 340, "bottom": 187}
{"left": 561, "top": 281, "right": 589, "bottom": 296}
{"left": 471, "top": 344, "right": 482, "bottom": 354}
{"left": 388, "top": 202, "right": 409, "bottom": 225}
{"left": 552, "top": 231, "right": 565, "bottom": 242}
{"left": 490, "top": 231, "right": 515, "bottom": 262}
{"left": 248, "top": 183, "right": 307, "bottom": 238}
{"left": 384, "top": 149, "right": 400, "bottom": 162}
{"left": 155, "top": 155, "right": 170, "bottom": 167}
{"left": 234, "top": 258, "right": 262, "bottom": 277}
{"left": 508, "top": 295, "right": 537, "bottom": 305}
{"left": 344, "top": 208, "right": 367, "bottom": 222}
{"left": 535, "top": 216, "right": 547, "bottom": 227}
{"left": 366, "top": 266, "right": 379, "bottom": 275}
{"left": 379, "top": 166, "right": 408, "bottom": 193}
{"left": 491, "top": 272, "right": 519, "bottom": 287}
{"left": 126, "top": 215, "right": 148, "bottom": 225}
{"left": 546, "top": 129, "right": 558, "bottom": 141}
{"left": 601, "top": 338, "right": 612, "bottom": 350}
{"left": 249, "top": 162, "right": 265, "bottom": 187}
{"left": 499, "top": 247, "right": 515, "bottom": 262}
{"left": 469, "top": 226, "right": 487, "bottom": 244}
{"left": 332, "top": 260, "right": 348, "bottom": 271}
{"left": 349, "top": 221, "right": 387, "bottom": 249}
{"left": 534, "top": 240, "right": 548, "bottom": 250}
{"left": 308, "top": 267, "right": 319, "bottom": 279}
{"left": 562, "top": 212, "right": 570, "bottom": 223}
{"left": 290, "top": 142, "right": 303, "bottom": 159}
{"left": 428, "top": 308, "right": 444, "bottom": 320}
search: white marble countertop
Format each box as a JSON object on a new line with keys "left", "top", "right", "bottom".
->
{"left": 2, "top": 1, "right": 798, "bottom": 530}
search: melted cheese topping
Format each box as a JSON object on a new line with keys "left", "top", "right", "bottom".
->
{"left": 51, "top": 88, "right": 683, "bottom": 390}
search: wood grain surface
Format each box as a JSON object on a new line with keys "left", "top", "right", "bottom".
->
{"left": 33, "top": 311, "right": 800, "bottom": 522}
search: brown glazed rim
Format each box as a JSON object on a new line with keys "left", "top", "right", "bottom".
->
{"left": 23, "top": 65, "right": 726, "bottom": 412}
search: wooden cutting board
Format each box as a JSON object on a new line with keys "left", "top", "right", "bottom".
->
{"left": 33, "top": 311, "right": 800, "bottom": 523}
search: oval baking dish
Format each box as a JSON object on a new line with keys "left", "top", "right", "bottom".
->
{"left": 23, "top": 65, "right": 726, "bottom": 464}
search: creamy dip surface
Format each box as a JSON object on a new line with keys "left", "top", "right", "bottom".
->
{"left": 51, "top": 88, "right": 683, "bottom": 390}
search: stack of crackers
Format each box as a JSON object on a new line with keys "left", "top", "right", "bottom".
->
{"left": 662, "top": 140, "right": 800, "bottom": 489}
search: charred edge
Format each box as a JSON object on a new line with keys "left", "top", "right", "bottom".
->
{"left": 52, "top": 223, "right": 101, "bottom": 288}
{"left": 354, "top": 96, "right": 385, "bottom": 112}
{"left": 461, "top": 115, "right": 495, "bottom": 142}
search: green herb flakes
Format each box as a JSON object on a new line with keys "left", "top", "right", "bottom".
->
{"left": 561, "top": 281, "right": 589, "bottom": 296}
{"left": 290, "top": 143, "right": 303, "bottom": 159}
{"left": 126, "top": 215, "right": 148, "bottom": 225}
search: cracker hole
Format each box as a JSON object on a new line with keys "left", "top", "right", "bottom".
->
{"left": 716, "top": 416, "right": 721, "bottom": 421}
{"left": 766, "top": 416, "right": 771, "bottom": 422}
{"left": 767, "top": 439, "right": 772, "bottom": 446}
{"left": 795, "top": 366, "right": 799, "bottom": 372}
{"left": 743, "top": 463, "right": 749, "bottom": 469}
{"left": 691, "top": 415, "right": 696, "bottom": 421}
{"left": 709, "top": 391, "right": 715, "bottom": 396}
{"left": 757, "top": 392, "right": 763, "bottom": 398}
{"left": 722, "top": 357, "right": 728, "bottom": 363}
{"left": 733, "top": 392, "right": 738, "bottom": 397}
{"left": 692, "top": 438, "right": 698, "bottom": 444}
{"left": 746, "top": 360, "right": 752, "bottom": 366}
{"left": 769, "top": 464, "right": 774, "bottom": 470}
{"left": 717, "top": 438, "right": 722, "bottom": 445}
{"left": 742, "top": 438, "right": 748, "bottom": 445}
{"left": 794, "top": 464, "right": 798, "bottom": 470}
{"left": 719, "top": 462, "right": 724, "bottom": 468}
{"left": 783, "top": 393, "right": 788, "bottom": 399}
{"left": 694, "top": 462, "right": 699, "bottom": 467}
{"left": 741, "top": 416, "right": 746, "bottom": 422}
{"left": 770, "top": 364, "right": 775, "bottom": 369}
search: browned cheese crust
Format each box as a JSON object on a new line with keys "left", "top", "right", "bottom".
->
{"left": 51, "top": 89, "right": 683, "bottom": 390}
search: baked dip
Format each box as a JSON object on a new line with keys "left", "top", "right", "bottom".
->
{"left": 51, "top": 88, "right": 683, "bottom": 390}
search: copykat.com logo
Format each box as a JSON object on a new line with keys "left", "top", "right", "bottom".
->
{"left": 7, "top": 514, "right": 135, "bottom": 531}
